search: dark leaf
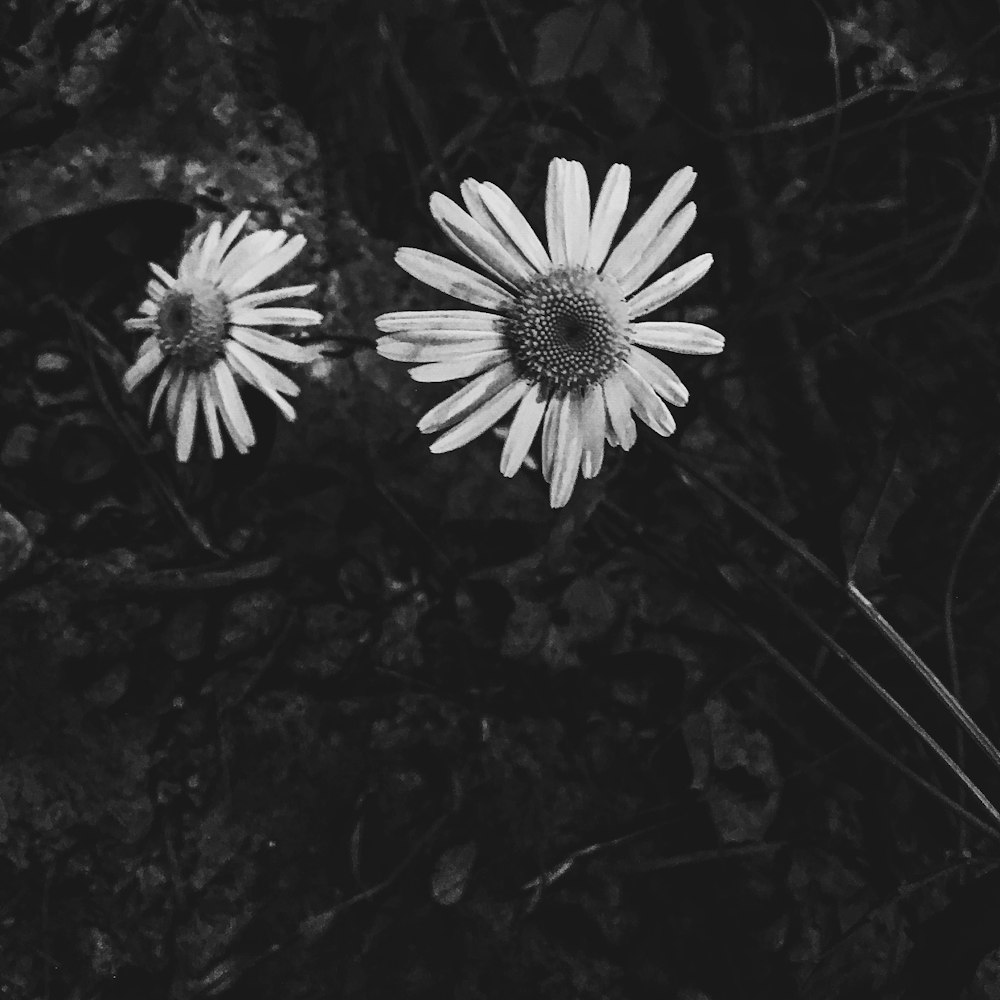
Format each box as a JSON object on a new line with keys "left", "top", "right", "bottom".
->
{"left": 841, "top": 440, "right": 916, "bottom": 589}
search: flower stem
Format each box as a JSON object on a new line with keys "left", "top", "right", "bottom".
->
{"left": 664, "top": 443, "right": 1000, "bottom": 804}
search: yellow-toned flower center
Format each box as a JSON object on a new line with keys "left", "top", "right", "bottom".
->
{"left": 155, "top": 279, "right": 228, "bottom": 369}
{"left": 501, "top": 267, "right": 630, "bottom": 391}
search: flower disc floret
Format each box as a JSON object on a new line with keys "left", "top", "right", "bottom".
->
{"left": 501, "top": 267, "right": 629, "bottom": 392}
{"left": 155, "top": 279, "right": 228, "bottom": 369}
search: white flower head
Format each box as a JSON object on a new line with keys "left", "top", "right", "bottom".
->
{"left": 375, "top": 157, "right": 724, "bottom": 508}
{"left": 123, "top": 211, "right": 323, "bottom": 462}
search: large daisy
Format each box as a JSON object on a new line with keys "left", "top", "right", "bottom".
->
{"left": 122, "top": 211, "right": 323, "bottom": 461}
{"left": 375, "top": 157, "right": 724, "bottom": 507}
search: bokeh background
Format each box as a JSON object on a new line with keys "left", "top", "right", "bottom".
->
{"left": 3, "top": 0, "right": 1000, "bottom": 997}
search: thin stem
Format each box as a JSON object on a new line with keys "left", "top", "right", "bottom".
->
{"left": 664, "top": 443, "right": 1000, "bottom": 788}
{"left": 741, "top": 623, "right": 1000, "bottom": 841}
{"left": 850, "top": 583, "right": 1000, "bottom": 779}
{"left": 944, "top": 464, "right": 1000, "bottom": 760}
{"left": 735, "top": 552, "right": 1000, "bottom": 831}
{"left": 608, "top": 506, "right": 1000, "bottom": 840}
{"left": 943, "top": 464, "right": 1000, "bottom": 857}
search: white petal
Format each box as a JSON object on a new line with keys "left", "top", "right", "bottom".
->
{"left": 460, "top": 179, "right": 504, "bottom": 238}
{"left": 164, "top": 369, "right": 187, "bottom": 431}
{"left": 125, "top": 317, "right": 158, "bottom": 332}
{"left": 549, "top": 392, "right": 583, "bottom": 508}
{"left": 621, "top": 362, "right": 677, "bottom": 436}
{"left": 540, "top": 393, "right": 559, "bottom": 482}
{"left": 626, "top": 253, "right": 714, "bottom": 319}
{"left": 225, "top": 234, "right": 307, "bottom": 298}
{"left": 210, "top": 210, "right": 251, "bottom": 273}
{"left": 603, "top": 166, "right": 696, "bottom": 282}
{"left": 417, "top": 360, "right": 518, "bottom": 434}
{"left": 618, "top": 202, "right": 697, "bottom": 297}
{"left": 500, "top": 382, "right": 549, "bottom": 477}
{"left": 376, "top": 333, "right": 505, "bottom": 363}
{"left": 196, "top": 221, "right": 223, "bottom": 279}
{"left": 409, "top": 350, "right": 509, "bottom": 382}
{"left": 145, "top": 278, "right": 167, "bottom": 302}
{"left": 228, "top": 284, "right": 317, "bottom": 310}
{"left": 561, "top": 160, "right": 591, "bottom": 267}
{"left": 198, "top": 372, "right": 225, "bottom": 459}
{"left": 602, "top": 376, "right": 636, "bottom": 450}
{"left": 175, "top": 375, "right": 200, "bottom": 461}
{"left": 137, "top": 335, "right": 160, "bottom": 357}
{"left": 211, "top": 360, "right": 256, "bottom": 450}
{"left": 579, "top": 385, "right": 606, "bottom": 479}
{"left": 461, "top": 180, "right": 546, "bottom": 277}
{"left": 138, "top": 299, "right": 157, "bottom": 316}
{"left": 586, "top": 164, "right": 630, "bottom": 271}
{"left": 228, "top": 306, "right": 322, "bottom": 327}
{"left": 395, "top": 248, "right": 511, "bottom": 310}
{"left": 545, "top": 158, "right": 568, "bottom": 266}
{"left": 225, "top": 341, "right": 301, "bottom": 404}
{"left": 476, "top": 182, "right": 552, "bottom": 273}
{"left": 148, "top": 364, "right": 174, "bottom": 426}
{"left": 627, "top": 347, "right": 689, "bottom": 406}
{"left": 430, "top": 192, "right": 531, "bottom": 288}
{"left": 429, "top": 379, "right": 527, "bottom": 454}
{"left": 375, "top": 310, "right": 501, "bottom": 335}
{"left": 216, "top": 229, "right": 286, "bottom": 288}
{"left": 149, "top": 262, "right": 176, "bottom": 287}
{"left": 123, "top": 342, "right": 164, "bottom": 392}
{"left": 177, "top": 234, "right": 204, "bottom": 282}
{"left": 228, "top": 325, "right": 320, "bottom": 364}
{"left": 205, "top": 358, "right": 254, "bottom": 455}
{"left": 629, "top": 321, "right": 723, "bottom": 354}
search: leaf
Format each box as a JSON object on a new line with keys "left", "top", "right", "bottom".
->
{"left": 0, "top": 506, "right": 32, "bottom": 583}
{"left": 530, "top": 2, "right": 626, "bottom": 85}
{"left": 431, "top": 841, "right": 477, "bottom": 905}
{"left": 682, "top": 697, "right": 782, "bottom": 843}
{"left": 841, "top": 441, "right": 916, "bottom": 589}
{"left": 901, "top": 868, "right": 1000, "bottom": 1000}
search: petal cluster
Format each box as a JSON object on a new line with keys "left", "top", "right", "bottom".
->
{"left": 376, "top": 157, "right": 723, "bottom": 507}
{"left": 123, "top": 212, "right": 323, "bottom": 461}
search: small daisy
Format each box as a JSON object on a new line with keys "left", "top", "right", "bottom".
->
{"left": 122, "top": 211, "right": 323, "bottom": 461}
{"left": 375, "top": 157, "right": 723, "bottom": 507}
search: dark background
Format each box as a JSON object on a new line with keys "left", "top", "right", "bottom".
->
{"left": 2, "top": 0, "right": 1000, "bottom": 997}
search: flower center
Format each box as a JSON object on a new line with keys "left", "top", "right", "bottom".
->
{"left": 500, "top": 267, "right": 630, "bottom": 391}
{"left": 155, "top": 279, "right": 228, "bottom": 369}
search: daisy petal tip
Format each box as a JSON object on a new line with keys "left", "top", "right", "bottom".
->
{"left": 549, "top": 485, "right": 572, "bottom": 509}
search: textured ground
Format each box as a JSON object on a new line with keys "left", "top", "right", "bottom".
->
{"left": 3, "top": 2, "right": 1000, "bottom": 998}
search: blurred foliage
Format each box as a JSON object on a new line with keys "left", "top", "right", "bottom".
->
{"left": 3, "top": 0, "right": 1000, "bottom": 998}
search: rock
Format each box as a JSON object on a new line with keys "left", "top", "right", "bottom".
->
{"left": 216, "top": 589, "right": 285, "bottom": 660}
{"left": 1, "top": 423, "right": 39, "bottom": 467}
{"left": 0, "top": 508, "right": 32, "bottom": 583}
{"left": 291, "top": 602, "right": 370, "bottom": 679}
{"left": 34, "top": 351, "right": 72, "bottom": 375}
{"left": 0, "top": 328, "right": 25, "bottom": 351}
{"left": 161, "top": 601, "right": 210, "bottom": 662}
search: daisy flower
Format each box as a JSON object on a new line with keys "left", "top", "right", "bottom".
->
{"left": 122, "top": 211, "right": 323, "bottom": 461}
{"left": 375, "top": 157, "right": 723, "bottom": 507}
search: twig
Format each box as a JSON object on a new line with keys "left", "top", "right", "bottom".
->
{"left": 107, "top": 556, "right": 283, "bottom": 595}
{"left": 730, "top": 545, "right": 1000, "bottom": 832}
{"left": 945, "top": 463, "right": 1000, "bottom": 771}
{"left": 664, "top": 444, "right": 1000, "bottom": 796}
{"left": 915, "top": 113, "right": 997, "bottom": 287}
{"left": 65, "top": 305, "right": 225, "bottom": 557}
{"left": 741, "top": 622, "right": 1000, "bottom": 841}
{"left": 850, "top": 583, "right": 1000, "bottom": 781}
